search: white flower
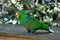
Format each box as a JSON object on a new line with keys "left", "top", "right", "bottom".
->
{"left": 17, "top": 4, "right": 23, "bottom": 10}
{"left": 34, "top": 14, "right": 37, "bottom": 17}
{"left": 11, "top": 0, "right": 16, "bottom": 4}
{"left": 4, "top": 18, "right": 8, "bottom": 21}
{"left": 49, "top": 10, "right": 52, "bottom": 13}
{"left": 54, "top": 7, "right": 58, "bottom": 11}
{"left": 30, "top": 13, "right": 33, "bottom": 15}
{"left": 12, "top": 20, "right": 17, "bottom": 25}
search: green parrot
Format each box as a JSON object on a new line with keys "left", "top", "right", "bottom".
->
{"left": 16, "top": 10, "right": 54, "bottom": 33}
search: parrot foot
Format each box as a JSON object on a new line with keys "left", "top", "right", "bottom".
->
{"left": 27, "top": 29, "right": 35, "bottom": 34}
{"left": 27, "top": 30, "right": 31, "bottom": 33}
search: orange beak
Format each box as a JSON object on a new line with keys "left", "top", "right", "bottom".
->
{"left": 16, "top": 12, "right": 20, "bottom": 18}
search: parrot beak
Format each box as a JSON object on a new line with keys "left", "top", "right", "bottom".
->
{"left": 16, "top": 12, "right": 20, "bottom": 18}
